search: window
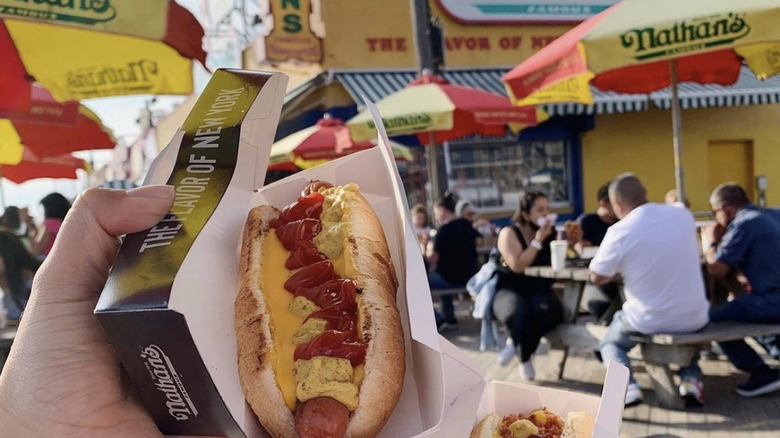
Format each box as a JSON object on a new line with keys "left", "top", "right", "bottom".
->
{"left": 445, "top": 137, "right": 571, "bottom": 213}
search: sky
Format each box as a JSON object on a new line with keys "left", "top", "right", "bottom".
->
{"left": 2, "top": 0, "right": 244, "bottom": 219}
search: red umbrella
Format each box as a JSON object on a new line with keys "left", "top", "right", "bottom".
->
{"left": 271, "top": 116, "right": 414, "bottom": 170}
{"left": 502, "top": 0, "right": 780, "bottom": 199}
{"left": 347, "top": 73, "right": 548, "bottom": 144}
{"left": 0, "top": 148, "right": 88, "bottom": 184}
{"left": 0, "top": 87, "right": 115, "bottom": 164}
{"left": 0, "top": 0, "right": 206, "bottom": 110}
{"left": 347, "top": 73, "right": 548, "bottom": 202}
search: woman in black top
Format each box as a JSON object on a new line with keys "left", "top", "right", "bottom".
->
{"left": 493, "top": 191, "right": 563, "bottom": 380}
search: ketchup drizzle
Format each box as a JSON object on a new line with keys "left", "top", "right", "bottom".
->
{"left": 271, "top": 190, "right": 365, "bottom": 366}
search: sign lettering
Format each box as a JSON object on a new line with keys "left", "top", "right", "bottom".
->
{"left": 66, "top": 59, "right": 161, "bottom": 99}
{"left": 435, "top": 0, "right": 620, "bottom": 24}
{"left": 620, "top": 13, "right": 750, "bottom": 61}
{"left": 0, "top": 0, "right": 116, "bottom": 25}
{"left": 364, "top": 34, "right": 554, "bottom": 53}
{"left": 265, "top": 0, "right": 323, "bottom": 63}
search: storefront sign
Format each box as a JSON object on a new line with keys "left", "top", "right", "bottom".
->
{"left": 435, "top": 0, "right": 620, "bottom": 24}
{"left": 265, "top": 0, "right": 323, "bottom": 63}
{"left": 365, "top": 34, "right": 556, "bottom": 53}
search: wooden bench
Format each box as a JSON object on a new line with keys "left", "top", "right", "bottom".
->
{"left": 630, "top": 321, "right": 780, "bottom": 409}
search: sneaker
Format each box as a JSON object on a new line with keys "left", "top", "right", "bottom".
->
{"left": 498, "top": 338, "right": 516, "bottom": 367}
{"left": 625, "top": 382, "right": 643, "bottom": 407}
{"left": 736, "top": 372, "right": 780, "bottom": 397}
{"left": 519, "top": 358, "right": 535, "bottom": 381}
{"left": 679, "top": 378, "right": 704, "bottom": 407}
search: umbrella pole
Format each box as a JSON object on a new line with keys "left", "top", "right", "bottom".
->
{"left": 426, "top": 132, "right": 440, "bottom": 207}
{"left": 670, "top": 59, "right": 686, "bottom": 203}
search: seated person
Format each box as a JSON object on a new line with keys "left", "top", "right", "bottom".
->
{"left": 0, "top": 230, "right": 40, "bottom": 322}
{"left": 704, "top": 182, "right": 780, "bottom": 397}
{"left": 590, "top": 174, "right": 709, "bottom": 407}
{"left": 493, "top": 191, "right": 563, "bottom": 381}
{"left": 426, "top": 192, "right": 481, "bottom": 330}
{"left": 577, "top": 181, "right": 621, "bottom": 323}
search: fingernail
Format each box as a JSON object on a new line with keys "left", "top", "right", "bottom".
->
{"left": 127, "top": 185, "right": 175, "bottom": 199}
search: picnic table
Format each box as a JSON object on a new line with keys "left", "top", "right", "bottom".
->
{"left": 525, "top": 265, "right": 780, "bottom": 409}
{"left": 523, "top": 266, "right": 606, "bottom": 377}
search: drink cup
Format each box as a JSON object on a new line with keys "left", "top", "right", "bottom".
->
{"left": 550, "top": 240, "right": 568, "bottom": 271}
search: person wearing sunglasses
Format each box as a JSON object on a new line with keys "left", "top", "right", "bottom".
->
{"left": 704, "top": 182, "right": 780, "bottom": 398}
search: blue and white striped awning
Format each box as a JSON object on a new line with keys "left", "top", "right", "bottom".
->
{"left": 651, "top": 67, "right": 780, "bottom": 110}
{"left": 332, "top": 66, "right": 780, "bottom": 116}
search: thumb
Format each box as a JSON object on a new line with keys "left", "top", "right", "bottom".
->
{"left": 34, "top": 186, "right": 175, "bottom": 303}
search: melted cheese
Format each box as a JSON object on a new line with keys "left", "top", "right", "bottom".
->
{"left": 261, "top": 184, "right": 365, "bottom": 412}
{"left": 260, "top": 233, "right": 305, "bottom": 410}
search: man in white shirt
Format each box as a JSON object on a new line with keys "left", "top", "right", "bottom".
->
{"left": 589, "top": 173, "right": 710, "bottom": 407}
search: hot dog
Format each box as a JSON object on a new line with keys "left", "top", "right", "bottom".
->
{"left": 470, "top": 409, "right": 594, "bottom": 438}
{"left": 235, "top": 181, "right": 405, "bottom": 438}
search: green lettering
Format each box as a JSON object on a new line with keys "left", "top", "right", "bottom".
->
{"left": 283, "top": 14, "right": 301, "bottom": 33}
{"left": 281, "top": 0, "right": 299, "bottom": 9}
{"left": 620, "top": 28, "right": 655, "bottom": 51}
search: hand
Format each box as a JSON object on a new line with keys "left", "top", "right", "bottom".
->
{"left": 703, "top": 223, "right": 725, "bottom": 247}
{"left": 535, "top": 220, "right": 554, "bottom": 243}
{"left": 0, "top": 186, "right": 175, "bottom": 437}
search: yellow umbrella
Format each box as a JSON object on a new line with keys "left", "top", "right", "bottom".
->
{"left": 0, "top": 0, "right": 206, "bottom": 108}
{"left": 270, "top": 116, "right": 414, "bottom": 170}
{"left": 503, "top": 0, "right": 780, "bottom": 199}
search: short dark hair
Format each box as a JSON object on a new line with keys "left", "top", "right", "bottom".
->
{"left": 609, "top": 173, "right": 647, "bottom": 208}
{"left": 710, "top": 182, "right": 749, "bottom": 208}
{"left": 512, "top": 191, "right": 548, "bottom": 225}
{"left": 40, "top": 192, "right": 71, "bottom": 220}
{"left": 0, "top": 230, "right": 40, "bottom": 310}
{"left": 435, "top": 191, "right": 458, "bottom": 213}
{"left": 597, "top": 181, "right": 611, "bottom": 203}
{"left": 0, "top": 206, "right": 21, "bottom": 229}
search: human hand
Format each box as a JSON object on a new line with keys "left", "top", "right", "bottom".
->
{"left": 535, "top": 220, "right": 554, "bottom": 243}
{"left": 564, "top": 221, "right": 583, "bottom": 247}
{"left": 702, "top": 222, "right": 725, "bottom": 247}
{"left": 0, "top": 186, "right": 174, "bottom": 437}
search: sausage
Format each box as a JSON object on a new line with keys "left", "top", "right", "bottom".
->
{"left": 294, "top": 397, "right": 350, "bottom": 438}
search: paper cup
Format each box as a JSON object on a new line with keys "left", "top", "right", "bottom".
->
{"left": 550, "top": 240, "right": 568, "bottom": 271}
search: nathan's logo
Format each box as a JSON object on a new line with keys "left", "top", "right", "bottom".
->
{"left": 369, "top": 114, "right": 434, "bottom": 134}
{"left": 620, "top": 13, "right": 750, "bottom": 61}
{"left": 140, "top": 345, "right": 198, "bottom": 421}
{"left": 66, "top": 60, "right": 159, "bottom": 98}
{"left": 0, "top": 0, "right": 117, "bottom": 25}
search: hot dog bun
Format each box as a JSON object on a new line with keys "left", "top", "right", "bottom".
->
{"left": 235, "top": 183, "right": 405, "bottom": 438}
{"left": 469, "top": 413, "right": 500, "bottom": 438}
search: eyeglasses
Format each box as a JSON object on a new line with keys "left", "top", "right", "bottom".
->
{"left": 464, "top": 210, "right": 477, "bottom": 217}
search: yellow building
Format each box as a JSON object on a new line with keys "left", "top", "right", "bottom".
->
{"left": 254, "top": 0, "right": 780, "bottom": 217}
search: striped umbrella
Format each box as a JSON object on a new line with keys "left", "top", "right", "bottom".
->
{"left": 1, "top": 148, "right": 89, "bottom": 184}
{"left": 0, "top": 0, "right": 206, "bottom": 113}
{"left": 0, "top": 88, "right": 115, "bottom": 165}
{"left": 347, "top": 73, "right": 547, "bottom": 144}
{"left": 347, "top": 73, "right": 547, "bottom": 202}
{"left": 503, "top": 0, "right": 780, "bottom": 200}
{"left": 271, "top": 116, "right": 413, "bottom": 170}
